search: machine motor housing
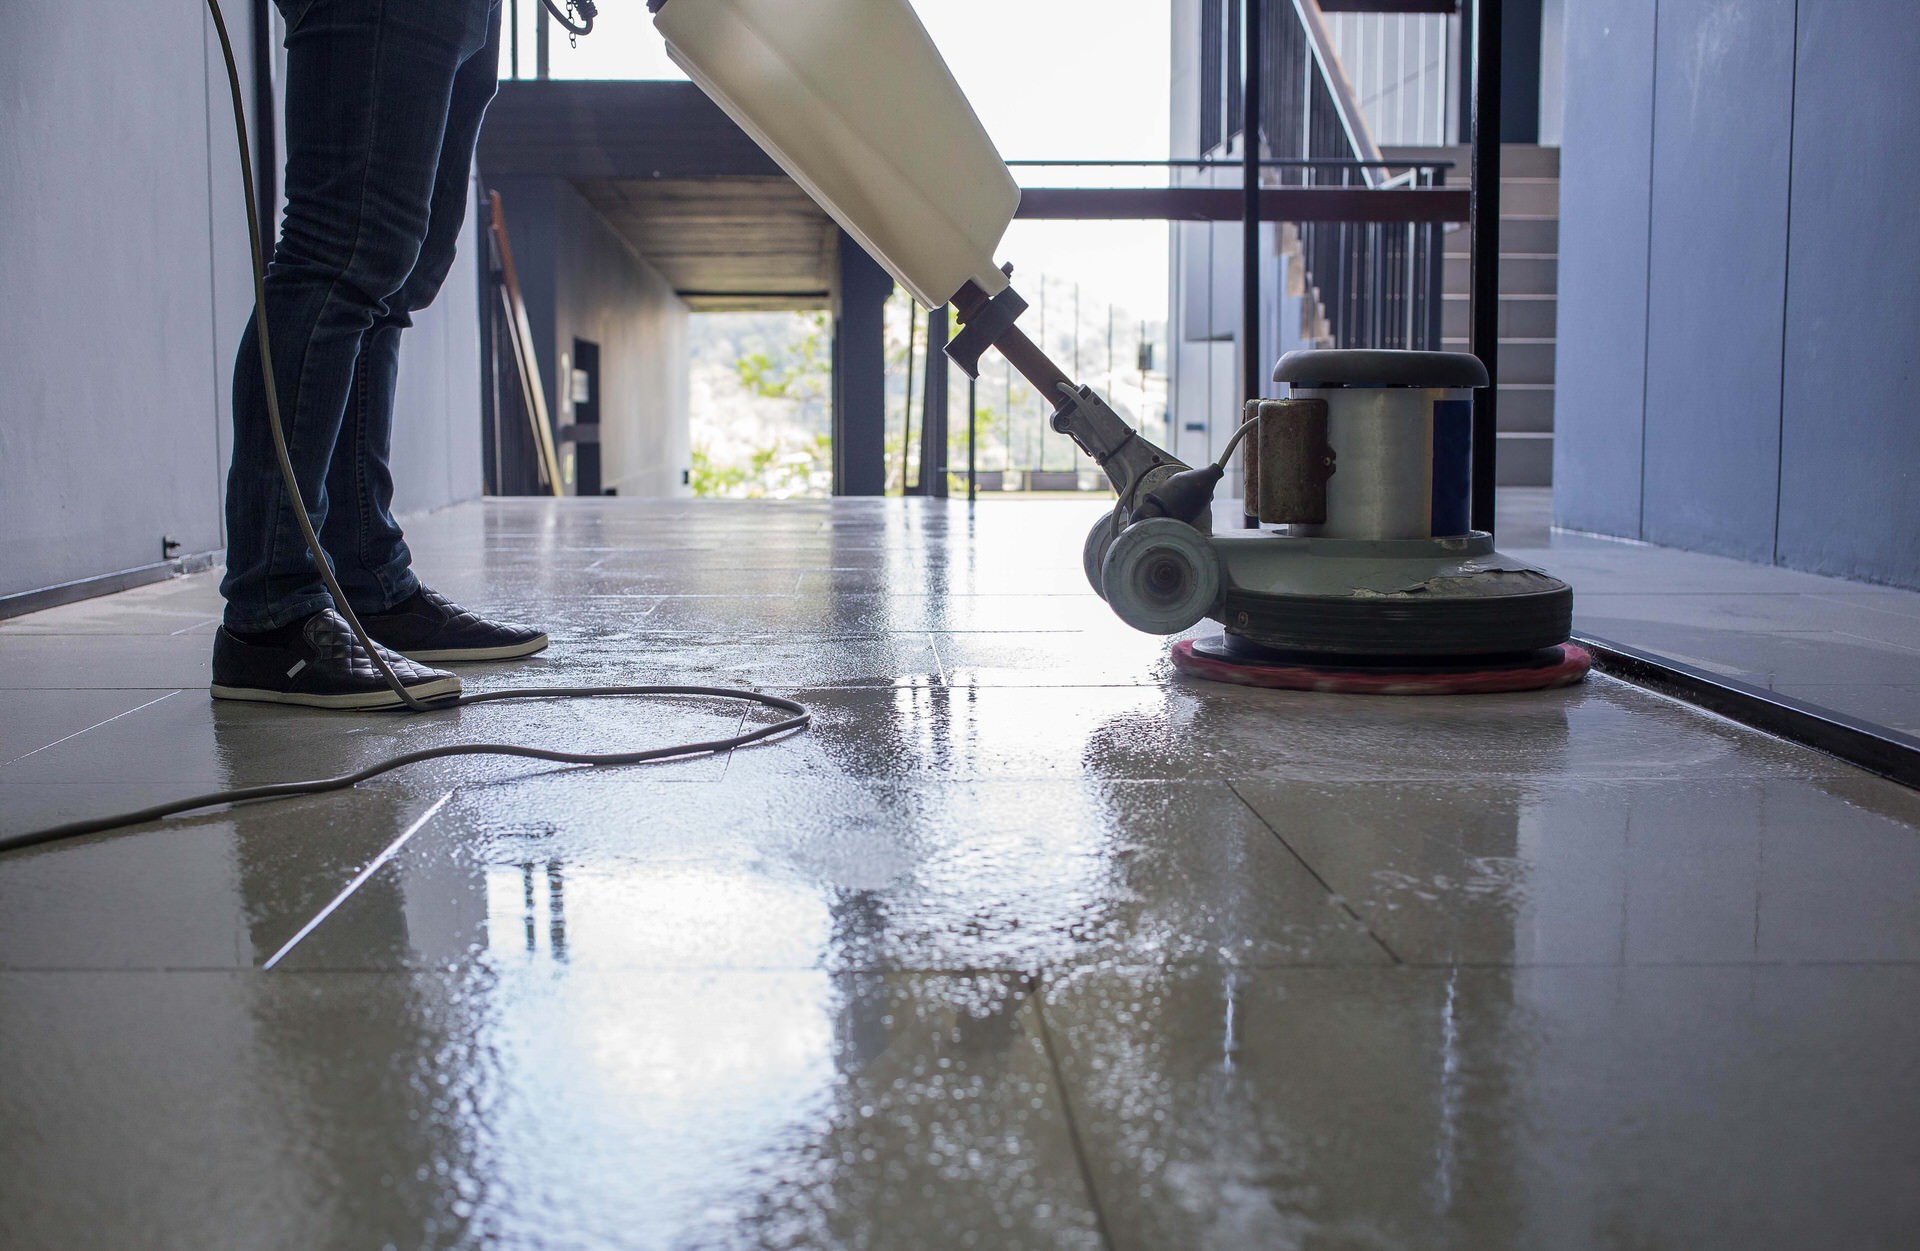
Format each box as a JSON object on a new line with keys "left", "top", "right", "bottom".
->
{"left": 1098, "top": 349, "right": 1573, "bottom": 661}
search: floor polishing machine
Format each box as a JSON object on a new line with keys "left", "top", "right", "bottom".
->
{"left": 654, "top": 0, "right": 1586, "bottom": 695}
{"left": 4, "top": 0, "right": 1580, "bottom": 856}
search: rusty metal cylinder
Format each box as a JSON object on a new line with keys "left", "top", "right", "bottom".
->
{"left": 1239, "top": 398, "right": 1334, "bottom": 525}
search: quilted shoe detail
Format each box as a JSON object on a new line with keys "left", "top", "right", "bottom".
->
{"left": 356, "top": 587, "right": 549, "bottom": 663}
{"left": 211, "top": 610, "right": 463, "bottom": 709}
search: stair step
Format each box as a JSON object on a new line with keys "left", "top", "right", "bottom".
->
{"left": 1497, "top": 432, "right": 1554, "bottom": 487}
{"left": 1442, "top": 336, "right": 1556, "bottom": 385}
{"left": 1428, "top": 177, "right": 1560, "bottom": 215}
{"left": 1442, "top": 216, "right": 1559, "bottom": 257}
{"left": 1507, "top": 178, "right": 1560, "bottom": 217}
{"left": 1456, "top": 177, "right": 1557, "bottom": 217}
{"left": 1442, "top": 294, "right": 1557, "bottom": 340}
{"left": 1493, "top": 383, "right": 1556, "bottom": 434}
{"left": 1443, "top": 253, "right": 1558, "bottom": 296}
{"left": 1382, "top": 143, "right": 1562, "bottom": 179}
{"left": 1429, "top": 183, "right": 1561, "bottom": 203}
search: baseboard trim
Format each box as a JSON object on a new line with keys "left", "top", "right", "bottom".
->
{"left": 0, "top": 552, "right": 221, "bottom": 621}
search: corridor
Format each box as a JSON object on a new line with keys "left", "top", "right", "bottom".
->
{"left": 3, "top": 498, "right": 1918, "bottom": 1249}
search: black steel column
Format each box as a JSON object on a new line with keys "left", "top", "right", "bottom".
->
{"left": 1470, "top": 0, "right": 1502, "bottom": 534}
{"left": 917, "top": 305, "right": 951, "bottom": 499}
{"left": 1426, "top": 166, "right": 1448, "bottom": 351}
{"left": 967, "top": 376, "right": 977, "bottom": 503}
{"left": 536, "top": 1, "right": 550, "bottom": 79}
{"left": 508, "top": 0, "right": 520, "bottom": 78}
{"left": 831, "top": 230, "right": 892, "bottom": 496}
{"left": 1457, "top": 0, "right": 1475, "bottom": 145}
{"left": 1241, "top": 0, "right": 1263, "bottom": 527}
{"left": 1502, "top": 0, "right": 1544, "bottom": 146}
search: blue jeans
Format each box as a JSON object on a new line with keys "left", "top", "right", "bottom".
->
{"left": 221, "top": 0, "right": 500, "bottom": 631}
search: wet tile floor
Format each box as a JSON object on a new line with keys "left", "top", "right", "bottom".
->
{"left": 1500, "top": 489, "right": 1920, "bottom": 736}
{"left": 3, "top": 497, "right": 1919, "bottom": 1250}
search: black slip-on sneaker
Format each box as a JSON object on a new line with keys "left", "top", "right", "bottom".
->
{"left": 211, "top": 609, "right": 463, "bottom": 709}
{"left": 357, "top": 587, "right": 549, "bottom": 663}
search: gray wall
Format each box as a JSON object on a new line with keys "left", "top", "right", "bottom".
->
{"left": 389, "top": 203, "right": 487, "bottom": 516}
{"left": 1538, "top": 0, "right": 1566, "bottom": 147}
{"left": 1555, "top": 0, "right": 1920, "bottom": 588}
{"left": 0, "top": 0, "right": 483, "bottom": 603}
{"left": 488, "top": 176, "right": 691, "bottom": 498}
{"left": 1776, "top": 1, "right": 1920, "bottom": 587}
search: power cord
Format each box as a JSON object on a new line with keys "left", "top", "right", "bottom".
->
{"left": 1214, "top": 411, "right": 1262, "bottom": 471}
{"left": 0, "top": 0, "right": 808, "bottom": 855}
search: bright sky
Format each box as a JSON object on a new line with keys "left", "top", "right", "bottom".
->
{"left": 527, "top": 0, "right": 1174, "bottom": 320}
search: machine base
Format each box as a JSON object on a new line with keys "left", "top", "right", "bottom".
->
{"left": 1209, "top": 531, "right": 1574, "bottom": 657}
{"left": 1172, "top": 636, "right": 1592, "bottom": 696}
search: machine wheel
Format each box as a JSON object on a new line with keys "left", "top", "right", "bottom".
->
{"left": 1083, "top": 510, "right": 1120, "bottom": 599}
{"left": 1101, "top": 517, "right": 1221, "bottom": 635}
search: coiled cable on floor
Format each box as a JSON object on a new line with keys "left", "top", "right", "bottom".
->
{"left": 0, "top": 0, "right": 809, "bottom": 856}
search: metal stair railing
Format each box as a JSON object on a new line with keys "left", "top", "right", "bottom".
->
{"left": 1208, "top": 0, "right": 1446, "bottom": 351}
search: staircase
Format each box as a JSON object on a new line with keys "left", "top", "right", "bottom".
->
{"left": 1386, "top": 143, "right": 1561, "bottom": 487}
{"left": 1197, "top": 0, "right": 1560, "bottom": 486}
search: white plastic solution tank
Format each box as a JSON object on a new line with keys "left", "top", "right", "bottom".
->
{"left": 653, "top": 0, "right": 1019, "bottom": 310}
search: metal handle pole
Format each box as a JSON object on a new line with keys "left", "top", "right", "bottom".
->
{"left": 1242, "top": 0, "right": 1263, "bottom": 529}
{"left": 1470, "top": 0, "right": 1502, "bottom": 535}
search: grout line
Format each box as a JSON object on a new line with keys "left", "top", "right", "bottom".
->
{"left": 1637, "top": 0, "right": 1662, "bottom": 541}
{"left": 0, "top": 684, "right": 209, "bottom": 694}
{"left": 1773, "top": 0, "right": 1802, "bottom": 567}
{"left": 1574, "top": 593, "right": 1826, "bottom": 604}
{"left": 199, "top": 1, "right": 229, "bottom": 553}
{"left": 1807, "top": 594, "right": 1920, "bottom": 621}
{"left": 1, "top": 691, "right": 180, "bottom": 768}
{"left": 261, "top": 790, "right": 454, "bottom": 971}
{"left": 714, "top": 709, "right": 750, "bottom": 782}
{"left": 1029, "top": 975, "right": 1118, "bottom": 1251}
{"left": 1225, "top": 780, "right": 1404, "bottom": 966}
{"left": 1365, "top": 957, "right": 1920, "bottom": 970}
{"left": 1830, "top": 630, "right": 1920, "bottom": 658}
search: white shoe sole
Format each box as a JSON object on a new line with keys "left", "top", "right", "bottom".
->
{"left": 401, "top": 634, "right": 550, "bottom": 663}
{"left": 210, "top": 675, "right": 463, "bottom": 710}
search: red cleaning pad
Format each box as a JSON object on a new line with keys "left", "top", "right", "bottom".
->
{"left": 1171, "top": 639, "right": 1592, "bottom": 696}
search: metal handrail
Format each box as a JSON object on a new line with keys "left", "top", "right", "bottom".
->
{"left": 1291, "top": 0, "right": 1387, "bottom": 185}
{"left": 1246, "top": 0, "right": 1441, "bottom": 351}
{"left": 1006, "top": 158, "right": 1455, "bottom": 170}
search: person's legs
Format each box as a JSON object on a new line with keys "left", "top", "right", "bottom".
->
{"left": 221, "top": 0, "right": 497, "bottom": 632}
{"left": 322, "top": 3, "right": 501, "bottom": 612}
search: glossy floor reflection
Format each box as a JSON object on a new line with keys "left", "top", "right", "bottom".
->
{"left": 3, "top": 497, "right": 1919, "bottom": 1250}
{"left": 1500, "top": 489, "right": 1920, "bottom": 735}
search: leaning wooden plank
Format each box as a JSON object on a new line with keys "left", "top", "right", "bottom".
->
{"left": 488, "top": 191, "right": 565, "bottom": 497}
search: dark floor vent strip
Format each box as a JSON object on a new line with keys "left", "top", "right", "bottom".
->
{"left": 1577, "top": 633, "right": 1920, "bottom": 792}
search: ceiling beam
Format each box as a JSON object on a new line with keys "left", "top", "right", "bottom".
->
{"left": 478, "top": 81, "right": 782, "bottom": 179}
